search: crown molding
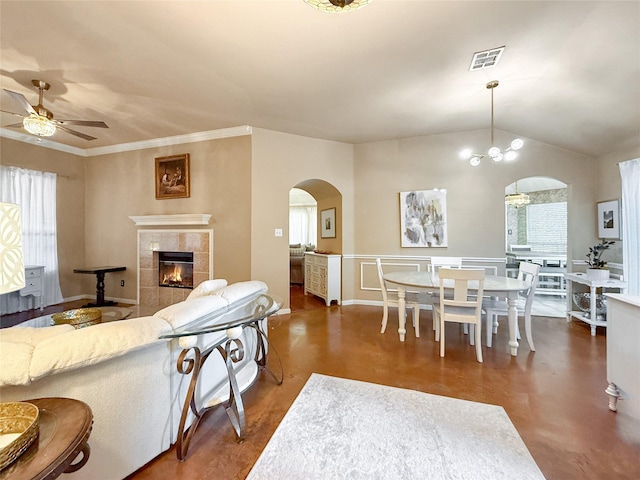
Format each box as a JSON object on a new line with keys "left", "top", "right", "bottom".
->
{"left": 129, "top": 214, "right": 212, "bottom": 226}
{"left": 1, "top": 125, "right": 252, "bottom": 157}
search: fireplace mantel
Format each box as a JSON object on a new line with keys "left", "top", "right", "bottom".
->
{"left": 129, "top": 214, "right": 212, "bottom": 226}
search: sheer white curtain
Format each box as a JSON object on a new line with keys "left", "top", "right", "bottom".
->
{"left": 289, "top": 206, "right": 317, "bottom": 245}
{"left": 0, "top": 166, "right": 63, "bottom": 314}
{"left": 619, "top": 158, "right": 640, "bottom": 295}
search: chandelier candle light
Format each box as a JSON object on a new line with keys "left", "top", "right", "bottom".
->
{"left": 504, "top": 181, "right": 530, "bottom": 208}
{"left": 461, "top": 80, "right": 523, "bottom": 167}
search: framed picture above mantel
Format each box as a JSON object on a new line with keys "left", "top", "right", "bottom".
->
{"left": 597, "top": 199, "right": 621, "bottom": 239}
{"left": 155, "top": 153, "right": 190, "bottom": 200}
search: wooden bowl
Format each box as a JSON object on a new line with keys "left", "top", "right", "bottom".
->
{"left": 52, "top": 308, "right": 102, "bottom": 329}
{"left": 0, "top": 402, "right": 40, "bottom": 470}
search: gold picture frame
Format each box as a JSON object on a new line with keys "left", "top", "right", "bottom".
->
{"left": 155, "top": 154, "right": 190, "bottom": 199}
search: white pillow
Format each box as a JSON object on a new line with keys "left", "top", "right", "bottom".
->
{"left": 214, "top": 280, "right": 268, "bottom": 304}
{"left": 187, "top": 279, "right": 228, "bottom": 300}
{"left": 154, "top": 295, "right": 230, "bottom": 329}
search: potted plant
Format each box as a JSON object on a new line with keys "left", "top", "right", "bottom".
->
{"left": 586, "top": 240, "right": 615, "bottom": 281}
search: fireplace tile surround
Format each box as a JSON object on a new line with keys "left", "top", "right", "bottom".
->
{"left": 138, "top": 229, "right": 213, "bottom": 307}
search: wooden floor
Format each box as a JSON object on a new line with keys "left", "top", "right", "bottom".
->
{"left": 5, "top": 286, "right": 640, "bottom": 479}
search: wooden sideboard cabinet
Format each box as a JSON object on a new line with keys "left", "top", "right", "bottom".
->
{"left": 304, "top": 253, "right": 341, "bottom": 306}
{"left": 20, "top": 265, "right": 45, "bottom": 310}
{"left": 605, "top": 294, "right": 640, "bottom": 423}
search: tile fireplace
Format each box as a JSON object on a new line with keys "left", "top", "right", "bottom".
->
{"left": 137, "top": 229, "right": 213, "bottom": 307}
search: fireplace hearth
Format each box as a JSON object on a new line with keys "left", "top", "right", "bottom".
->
{"left": 158, "top": 251, "right": 194, "bottom": 289}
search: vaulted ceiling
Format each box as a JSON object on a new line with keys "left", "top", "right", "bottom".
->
{"left": 1, "top": 1, "right": 639, "bottom": 156}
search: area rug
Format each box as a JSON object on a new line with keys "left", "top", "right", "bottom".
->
{"left": 247, "top": 374, "right": 545, "bottom": 479}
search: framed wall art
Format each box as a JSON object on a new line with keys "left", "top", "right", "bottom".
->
{"left": 155, "top": 153, "right": 190, "bottom": 200}
{"left": 400, "top": 189, "right": 447, "bottom": 247}
{"left": 321, "top": 208, "right": 336, "bottom": 238}
{"left": 597, "top": 199, "right": 621, "bottom": 239}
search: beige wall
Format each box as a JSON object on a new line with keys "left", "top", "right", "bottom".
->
{"left": 3, "top": 125, "right": 638, "bottom": 309}
{"left": 251, "top": 128, "right": 354, "bottom": 307}
{"left": 83, "top": 135, "right": 252, "bottom": 301}
{"left": 1, "top": 137, "right": 87, "bottom": 298}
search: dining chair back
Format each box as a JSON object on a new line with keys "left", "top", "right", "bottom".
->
{"left": 428, "top": 256, "right": 463, "bottom": 272}
{"left": 433, "top": 268, "right": 485, "bottom": 362}
{"left": 376, "top": 258, "right": 422, "bottom": 337}
{"left": 482, "top": 261, "right": 540, "bottom": 349}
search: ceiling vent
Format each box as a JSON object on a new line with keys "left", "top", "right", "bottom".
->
{"left": 469, "top": 46, "right": 505, "bottom": 71}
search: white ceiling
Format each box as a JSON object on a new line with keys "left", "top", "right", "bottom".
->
{"left": 1, "top": 1, "right": 639, "bottom": 156}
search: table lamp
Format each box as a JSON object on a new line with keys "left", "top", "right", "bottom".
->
{"left": 0, "top": 202, "right": 26, "bottom": 293}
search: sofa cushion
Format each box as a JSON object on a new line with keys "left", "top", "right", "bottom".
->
{"left": 0, "top": 324, "right": 74, "bottom": 346}
{"left": 186, "top": 278, "right": 228, "bottom": 300}
{"left": 154, "top": 295, "right": 230, "bottom": 329}
{"left": 0, "top": 341, "right": 35, "bottom": 386}
{"left": 29, "top": 316, "right": 172, "bottom": 383}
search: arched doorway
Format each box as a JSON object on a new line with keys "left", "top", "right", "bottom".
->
{"left": 505, "top": 176, "right": 567, "bottom": 316}
{"left": 288, "top": 179, "right": 342, "bottom": 311}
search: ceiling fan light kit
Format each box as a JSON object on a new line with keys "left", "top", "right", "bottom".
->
{"left": 303, "top": 0, "right": 371, "bottom": 13}
{"left": 1, "top": 79, "right": 108, "bottom": 141}
{"left": 461, "top": 80, "right": 523, "bottom": 167}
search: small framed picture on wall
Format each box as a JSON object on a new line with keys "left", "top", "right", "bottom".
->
{"left": 597, "top": 199, "right": 621, "bottom": 239}
{"left": 321, "top": 208, "right": 336, "bottom": 238}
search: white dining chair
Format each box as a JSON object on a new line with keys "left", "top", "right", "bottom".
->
{"left": 433, "top": 268, "right": 485, "bottom": 362}
{"left": 482, "top": 261, "right": 540, "bottom": 350}
{"left": 376, "top": 258, "right": 422, "bottom": 337}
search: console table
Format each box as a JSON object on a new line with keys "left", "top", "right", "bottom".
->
{"left": 73, "top": 266, "right": 126, "bottom": 307}
{"left": 159, "top": 293, "right": 283, "bottom": 460}
{"left": 0, "top": 398, "right": 93, "bottom": 480}
{"left": 565, "top": 272, "right": 627, "bottom": 336}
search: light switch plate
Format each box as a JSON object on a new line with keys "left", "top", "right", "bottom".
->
{"left": 275, "top": 228, "right": 283, "bottom": 237}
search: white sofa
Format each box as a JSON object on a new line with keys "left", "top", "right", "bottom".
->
{"left": 0, "top": 279, "right": 270, "bottom": 480}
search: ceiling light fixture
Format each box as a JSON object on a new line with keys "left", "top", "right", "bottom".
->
{"left": 23, "top": 113, "right": 56, "bottom": 137}
{"left": 303, "top": 0, "right": 371, "bottom": 13}
{"left": 505, "top": 181, "right": 530, "bottom": 208}
{"left": 461, "top": 80, "right": 523, "bottom": 167}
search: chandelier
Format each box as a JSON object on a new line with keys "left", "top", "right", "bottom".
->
{"left": 303, "top": 0, "right": 371, "bottom": 13}
{"left": 461, "top": 80, "right": 523, "bottom": 167}
{"left": 505, "top": 181, "right": 530, "bottom": 208}
{"left": 23, "top": 113, "right": 56, "bottom": 137}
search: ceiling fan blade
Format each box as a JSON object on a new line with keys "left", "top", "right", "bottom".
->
{"left": 3, "top": 123, "right": 25, "bottom": 129}
{"left": 56, "top": 124, "right": 97, "bottom": 141}
{"left": 3, "top": 89, "right": 37, "bottom": 116}
{"left": 55, "top": 119, "right": 108, "bottom": 128}
{"left": 0, "top": 109, "right": 27, "bottom": 119}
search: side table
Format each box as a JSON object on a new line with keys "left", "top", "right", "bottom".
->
{"left": 564, "top": 272, "right": 628, "bottom": 335}
{"left": 0, "top": 398, "right": 93, "bottom": 480}
{"left": 73, "top": 266, "right": 126, "bottom": 307}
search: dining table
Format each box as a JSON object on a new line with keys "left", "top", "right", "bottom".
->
{"left": 383, "top": 270, "right": 530, "bottom": 356}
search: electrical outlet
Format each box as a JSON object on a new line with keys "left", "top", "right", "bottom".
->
{"left": 121, "top": 280, "right": 125, "bottom": 287}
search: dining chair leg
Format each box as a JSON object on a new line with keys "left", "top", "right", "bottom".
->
{"left": 380, "top": 305, "right": 389, "bottom": 334}
{"left": 475, "top": 321, "right": 483, "bottom": 363}
{"left": 485, "top": 312, "right": 494, "bottom": 348}
{"left": 524, "top": 313, "right": 536, "bottom": 351}
{"left": 413, "top": 305, "right": 420, "bottom": 338}
{"left": 439, "top": 317, "right": 446, "bottom": 357}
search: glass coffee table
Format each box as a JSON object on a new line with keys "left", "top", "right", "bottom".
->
{"left": 159, "top": 292, "right": 283, "bottom": 460}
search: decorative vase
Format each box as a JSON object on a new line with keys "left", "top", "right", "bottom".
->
{"left": 586, "top": 268, "right": 610, "bottom": 281}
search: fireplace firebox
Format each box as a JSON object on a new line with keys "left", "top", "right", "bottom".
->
{"left": 158, "top": 251, "right": 194, "bottom": 289}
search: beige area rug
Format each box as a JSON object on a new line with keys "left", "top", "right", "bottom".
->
{"left": 247, "top": 374, "right": 545, "bottom": 480}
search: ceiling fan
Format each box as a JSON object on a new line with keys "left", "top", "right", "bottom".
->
{"left": 1, "top": 79, "right": 108, "bottom": 140}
